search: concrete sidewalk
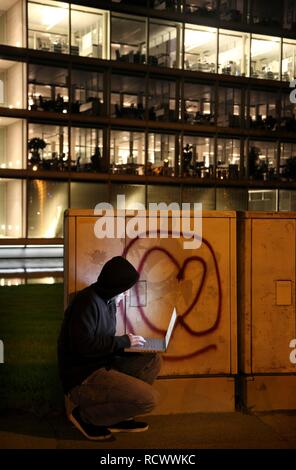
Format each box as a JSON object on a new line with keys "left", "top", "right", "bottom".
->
{"left": 0, "top": 411, "right": 296, "bottom": 449}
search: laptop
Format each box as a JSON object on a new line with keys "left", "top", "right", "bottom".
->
{"left": 125, "top": 307, "right": 178, "bottom": 353}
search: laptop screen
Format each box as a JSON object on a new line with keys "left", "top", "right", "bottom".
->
{"left": 164, "top": 308, "right": 178, "bottom": 349}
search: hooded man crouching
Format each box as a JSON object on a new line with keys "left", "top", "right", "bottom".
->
{"left": 57, "top": 256, "right": 161, "bottom": 441}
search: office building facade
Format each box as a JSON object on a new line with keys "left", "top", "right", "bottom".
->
{"left": 1, "top": 0, "right": 296, "bottom": 243}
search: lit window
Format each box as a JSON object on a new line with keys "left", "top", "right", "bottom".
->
{"left": 0, "top": 117, "right": 25, "bottom": 169}
{"left": 182, "top": 136, "right": 215, "bottom": 178}
{"left": 217, "top": 138, "right": 241, "bottom": 180}
{"left": 248, "top": 140, "right": 278, "bottom": 180}
{"left": 27, "top": 124, "right": 69, "bottom": 172}
{"left": 111, "top": 14, "right": 147, "bottom": 63}
{"left": 251, "top": 34, "right": 281, "bottom": 80}
{"left": 71, "top": 69, "right": 104, "bottom": 115}
{"left": 184, "top": 24, "right": 217, "bottom": 73}
{"left": 71, "top": 127, "right": 104, "bottom": 172}
{"left": 28, "top": 180, "right": 68, "bottom": 238}
{"left": 111, "top": 74, "right": 145, "bottom": 119}
{"left": 28, "top": 1, "right": 69, "bottom": 54}
{"left": 218, "top": 86, "right": 241, "bottom": 128}
{"left": 184, "top": 82, "right": 215, "bottom": 125}
{"left": 0, "top": 179, "right": 23, "bottom": 238}
{"left": 280, "top": 143, "right": 296, "bottom": 180}
{"left": 28, "top": 64, "right": 68, "bottom": 113}
{"left": 0, "top": 59, "right": 26, "bottom": 109}
{"left": 149, "top": 20, "right": 181, "bottom": 68}
{"left": 70, "top": 5, "right": 106, "bottom": 58}
{"left": 282, "top": 40, "right": 296, "bottom": 82}
{"left": 0, "top": 0, "right": 24, "bottom": 47}
{"left": 110, "top": 130, "right": 145, "bottom": 175}
{"left": 148, "top": 78, "right": 176, "bottom": 121}
{"left": 148, "top": 133, "right": 175, "bottom": 177}
{"left": 218, "top": 30, "right": 250, "bottom": 77}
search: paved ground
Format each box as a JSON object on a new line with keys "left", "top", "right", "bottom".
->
{"left": 0, "top": 410, "right": 296, "bottom": 449}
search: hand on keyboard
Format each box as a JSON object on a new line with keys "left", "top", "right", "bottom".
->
{"left": 127, "top": 334, "right": 146, "bottom": 347}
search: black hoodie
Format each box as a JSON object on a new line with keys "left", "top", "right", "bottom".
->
{"left": 57, "top": 256, "right": 139, "bottom": 393}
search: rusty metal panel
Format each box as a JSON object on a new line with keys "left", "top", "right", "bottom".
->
{"left": 64, "top": 211, "right": 125, "bottom": 334}
{"left": 238, "top": 211, "right": 296, "bottom": 411}
{"left": 64, "top": 210, "right": 237, "bottom": 378}
{"left": 125, "top": 212, "right": 237, "bottom": 376}
{"left": 251, "top": 218, "right": 296, "bottom": 373}
{"left": 152, "top": 378, "right": 235, "bottom": 414}
{"left": 238, "top": 212, "right": 296, "bottom": 374}
{"left": 244, "top": 376, "right": 296, "bottom": 411}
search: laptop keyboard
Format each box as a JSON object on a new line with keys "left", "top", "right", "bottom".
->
{"left": 140, "top": 338, "right": 164, "bottom": 351}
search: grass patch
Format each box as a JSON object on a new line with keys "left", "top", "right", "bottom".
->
{"left": 0, "top": 284, "right": 64, "bottom": 414}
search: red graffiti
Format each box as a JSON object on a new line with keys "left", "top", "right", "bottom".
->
{"left": 120, "top": 230, "right": 222, "bottom": 361}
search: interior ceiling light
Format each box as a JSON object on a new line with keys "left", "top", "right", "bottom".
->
{"left": 42, "top": 7, "right": 68, "bottom": 31}
{"left": 185, "top": 30, "right": 215, "bottom": 50}
{"left": 251, "top": 39, "right": 278, "bottom": 57}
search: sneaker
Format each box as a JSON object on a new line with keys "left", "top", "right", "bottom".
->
{"left": 108, "top": 418, "right": 149, "bottom": 433}
{"left": 69, "top": 407, "right": 113, "bottom": 441}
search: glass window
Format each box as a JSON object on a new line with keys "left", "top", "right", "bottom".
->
{"left": 111, "top": 14, "right": 146, "bottom": 64}
{"left": 184, "top": 25, "right": 217, "bottom": 73}
{"left": 217, "top": 138, "right": 241, "bottom": 180}
{"left": 251, "top": 0, "right": 282, "bottom": 28}
{"left": 217, "top": 86, "right": 241, "bottom": 127}
{"left": 148, "top": 1, "right": 180, "bottom": 12}
{"left": 28, "top": 1, "right": 69, "bottom": 54}
{"left": 247, "top": 89, "right": 278, "bottom": 130}
{"left": 280, "top": 142, "right": 296, "bottom": 180}
{"left": 279, "top": 190, "right": 296, "bottom": 211}
{"left": 149, "top": 20, "right": 180, "bottom": 68}
{"left": 0, "top": 179, "right": 24, "bottom": 238}
{"left": 147, "top": 184, "right": 181, "bottom": 205}
{"left": 0, "top": 117, "right": 26, "bottom": 169}
{"left": 70, "top": 69, "right": 104, "bottom": 116}
{"left": 281, "top": 92, "right": 296, "bottom": 132}
{"left": 70, "top": 5, "right": 106, "bottom": 58}
{"left": 28, "top": 123, "right": 69, "bottom": 171}
{"left": 283, "top": 1, "right": 296, "bottom": 32}
{"left": 110, "top": 130, "right": 145, "bottom": 175}
{"left": 0, "top": 59, "right": 26, "bottom": 109}
{"left": 250, "top": 34, "right": 280, "bottom": 80}
{"left": 282, "top": 40, "right": 296, "bottom": 82}
{"left": 28, "top": 179, "right": 68, "bottom": 238}
{"left": 184, "top": 82, "right": 215, "bottom": 125}
{"left": 219, "top": 0, "right": 243, "bottom": 22}
{"left": 247, "top": 141, "right": 278, "bottom": 180}
{"left": 148, "top": 77, "right": 176, "bottom": 121}
{"left": 70, "top": 182, "right": 108, "bottom": 209}
{"left": 182, "top": 186, "right": 215, "bottom": 210}
{"left": 185, "top": 1, "right": 217, "bottom": 18}
{"left": 248, "top": 189, "right": 277, "bottom": 211}
{"left": 216, "top": 188, "right": 247, "bottom": 210}
{"left": 147, "top": 133, "right": 175, "bottom": 176}
{"left": 71, "top": 127, "right": 104, "bottom": 173}
{"left": 0, "top": 0, "right": 25, "bottom": 47}
{"left": 218, "top": 30, "right": 249, "bottom": 77}
{"left": 111, "top": 74, "right": 145, "bottom": 119}
{"left": 28, "top": 64, "right": 68, "bottom": 113}
{"left": 182, "top": 136, "right": 215, "bottom": 178}
{"left": 110, "top": 184, "right": 146, "bottom": 209}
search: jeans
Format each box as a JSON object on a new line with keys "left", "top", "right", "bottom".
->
{"left": 68, "top": 352, "right": 161, "bottom": 426}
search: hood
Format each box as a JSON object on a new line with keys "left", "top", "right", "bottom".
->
{"left": 95, "top": 256, "right": 139, "bottom": 299}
